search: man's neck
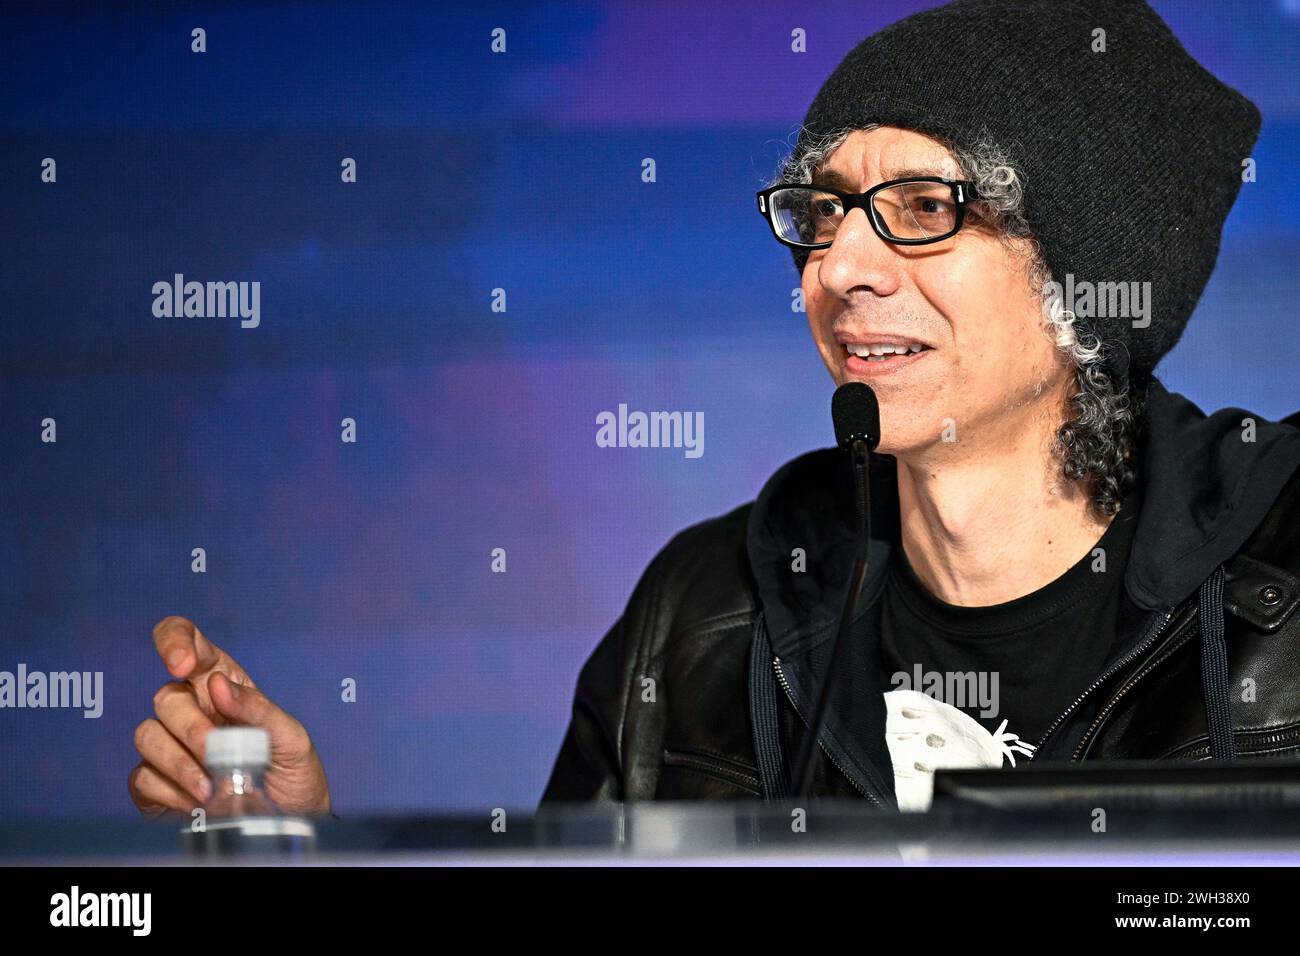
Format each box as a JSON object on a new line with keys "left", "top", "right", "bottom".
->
{"left": 894, "top": 428, "right": 1114, "bottom": 608}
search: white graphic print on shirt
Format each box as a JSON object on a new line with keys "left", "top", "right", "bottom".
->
{"left": 883, "top": 688, "right": 1037, "bottom": 812}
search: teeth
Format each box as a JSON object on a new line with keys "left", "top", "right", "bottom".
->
{"left": 845, "top": 342, "right": 927, "bottom": 357}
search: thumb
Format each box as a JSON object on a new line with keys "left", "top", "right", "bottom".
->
{"left": 207, "top": 671, "right": 309, "bottom": 763}
{"left": 208, "top": 671, "right": 249, "bottom": 723}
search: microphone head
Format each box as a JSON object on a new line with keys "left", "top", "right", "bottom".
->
{"left": 832, "top": 382, "right": 881, "bottom": 450}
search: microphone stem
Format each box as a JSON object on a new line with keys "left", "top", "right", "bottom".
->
{"left": 792, "top": 439, "right": 872, "bottom": 799}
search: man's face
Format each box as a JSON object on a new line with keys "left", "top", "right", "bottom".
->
{"left": 803, "top": 126, "right": 1071, "bottom": 461}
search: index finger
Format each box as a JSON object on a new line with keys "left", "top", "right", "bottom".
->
{"left": 152, "top": 616, "right": 224, "bottom": 681}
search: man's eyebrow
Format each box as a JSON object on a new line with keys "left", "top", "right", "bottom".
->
{"left": 810, "top": 165, "right": 953, "bottom": 190}
{"left": 809, "top": 167, "right": 858, "bottom": 190}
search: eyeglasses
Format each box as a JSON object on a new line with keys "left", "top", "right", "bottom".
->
{"left": 756, "top": 177, "right": 983, "bottom": 249}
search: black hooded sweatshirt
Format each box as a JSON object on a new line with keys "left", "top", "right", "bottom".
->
{"left": 742, "top": 378, "right": 1300, "bottom": 804}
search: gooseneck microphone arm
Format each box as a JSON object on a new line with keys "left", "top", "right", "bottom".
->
{"left": 790, "top": 382, "right": 880, "bottom": 800}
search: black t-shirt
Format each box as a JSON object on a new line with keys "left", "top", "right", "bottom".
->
{"left": 879, "top": 492, "right": 1141, "bottom": 751}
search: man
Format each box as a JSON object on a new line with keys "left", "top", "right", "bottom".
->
{"left": 539, "top": 0, "right": 1300, "bottom": 808}
{"left": 127, "top": 0, "right": 1299, "bottom": 819}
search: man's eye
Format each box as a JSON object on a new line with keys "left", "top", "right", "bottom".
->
{"left": 911, "top": 198, "right": 953, "bottom": 215}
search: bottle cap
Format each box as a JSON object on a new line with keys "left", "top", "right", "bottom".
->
{"left": 205, "top": 727, "right": 270, "bottom": 769}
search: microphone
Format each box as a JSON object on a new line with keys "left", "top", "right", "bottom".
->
{"left": 832, "top": 380, "right": 881, "bottom": 451}
{"left": 791, "top": 381, "right": 880, "bottom": 799}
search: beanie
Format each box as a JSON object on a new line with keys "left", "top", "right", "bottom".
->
{"left": 787, "top": 0, "right": 1260, "bottom": 386}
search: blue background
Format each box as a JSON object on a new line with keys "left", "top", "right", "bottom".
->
{"left": 1, "top": 0, "right": 1297, "bottom": 820}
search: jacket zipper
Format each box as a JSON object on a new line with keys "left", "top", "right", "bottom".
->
{"left": 772, "top": 655, "right": 885, "bottom": 807}
{"left": 661, "top": 749, "right": 761, "bottom": 793}
{"left": 1028, "top": 606, "right": 1176, "bottom": 761}
{"left": 1070, "top": 624, "right": 1198, "bottom": 761}
{"left": 1162, "top": 725, "right": 1300, "bottom": 761}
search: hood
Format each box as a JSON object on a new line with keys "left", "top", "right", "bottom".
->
{"left": 1125, "top": 381, "right": 1300, "bottom": 611}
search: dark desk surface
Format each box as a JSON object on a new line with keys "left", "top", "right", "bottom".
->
{"left": 8, "top": 763, "right": 1300, "bottom": 865}
{"left": 6, "top": 796, "right": 1300, "bottom": 865}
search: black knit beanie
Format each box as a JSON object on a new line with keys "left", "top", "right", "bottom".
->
{"left": 788, "top": 0, "right": 1260, "bottom": 387}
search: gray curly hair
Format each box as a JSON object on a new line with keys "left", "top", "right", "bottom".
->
{"left": 774, "top": 126, "right": 1142, "bottom": 518}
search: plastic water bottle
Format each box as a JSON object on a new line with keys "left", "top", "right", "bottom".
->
{"left": 204, "top": 727, "right": 277, "bottom": 817}
{"left": 181, "top": 726, "right": 316, "bottom": 858}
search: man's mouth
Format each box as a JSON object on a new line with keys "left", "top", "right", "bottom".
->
{"left": 843, "top": 341, "right": 932, "bottom": 363}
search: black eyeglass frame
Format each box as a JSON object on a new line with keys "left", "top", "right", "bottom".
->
{"left": 755, "top": 176, "right": 984, "bottom": 249}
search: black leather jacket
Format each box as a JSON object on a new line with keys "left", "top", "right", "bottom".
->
{"left": 541, "top": 381, "right": 1300, "bottom": 807}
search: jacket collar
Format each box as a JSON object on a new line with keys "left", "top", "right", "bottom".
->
{"left": 747, "top": 378, "right": 1300, "bottom": 656}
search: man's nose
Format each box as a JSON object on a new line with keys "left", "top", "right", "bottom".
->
{"left": 814, "top": 206, "right": 903, "bottom": 299}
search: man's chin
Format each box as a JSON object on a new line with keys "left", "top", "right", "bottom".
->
{"left": 871, "top": 439, "right": 908, "bottom": 459}
{"left": 867, "top": 416, "right": 944, "bottom": 460}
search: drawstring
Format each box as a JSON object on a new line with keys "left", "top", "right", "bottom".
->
{"left": 1198, "top": 563, "right": 1237, "bottom": 762}
{"left": 749, "top": 614, "right": 790, "bottom": 801}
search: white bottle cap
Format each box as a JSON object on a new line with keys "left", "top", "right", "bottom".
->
{"left": 205, "top": 727, "right": 270, "bottom": 769}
